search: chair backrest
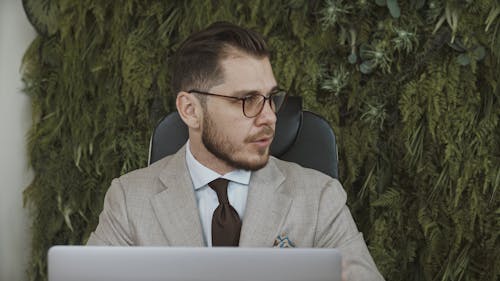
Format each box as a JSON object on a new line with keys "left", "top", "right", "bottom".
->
{"left": 149, "top": 97, "right": 338, "bottom": 179}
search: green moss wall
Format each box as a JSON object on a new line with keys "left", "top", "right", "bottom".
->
{"left": 21, "top": 1, "right": 499, "bottom": 280}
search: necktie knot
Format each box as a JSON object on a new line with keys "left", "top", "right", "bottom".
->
{"left": 208, "top": 178, "right": 229, "bottom": 204}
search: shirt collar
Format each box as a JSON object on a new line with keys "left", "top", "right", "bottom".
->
{"left": 185, "top": 141, "right": 251, "bottom": 190}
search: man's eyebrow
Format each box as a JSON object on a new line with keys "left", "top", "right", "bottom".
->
{"left": 232, "top": 86, "right": 280, "bottom": 97}
{"left": 268, "top": 85, "right": 280, "bottom": 93}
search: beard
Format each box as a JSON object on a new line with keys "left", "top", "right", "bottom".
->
{"left": 201, "top": 112, "right": 273, "bottom": 171}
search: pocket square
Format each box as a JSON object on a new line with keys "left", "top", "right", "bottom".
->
{"left": 273, "top": 232, "right": 295, "bottom": 248}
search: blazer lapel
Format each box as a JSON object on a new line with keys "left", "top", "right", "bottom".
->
{"left": 151, "top": 146, "right": 205, "bottom": 246}
{"left": 239, "top": 158, "right": 292, "bottom": 246}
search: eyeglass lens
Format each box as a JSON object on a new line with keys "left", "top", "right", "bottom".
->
{"left": 244, "top": 92, "right": 286, "bottom": 117}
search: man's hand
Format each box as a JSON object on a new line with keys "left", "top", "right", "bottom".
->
{"left": 342, "top": 259, "right": 348, "bottom": 281}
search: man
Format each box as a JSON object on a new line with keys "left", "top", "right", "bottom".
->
{"left": 88, "top": 22, "right": 384, "bottom": 281}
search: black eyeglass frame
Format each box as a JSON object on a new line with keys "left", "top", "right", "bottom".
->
{"left": 187, "top": 89, "right": 288, "bottom": 118}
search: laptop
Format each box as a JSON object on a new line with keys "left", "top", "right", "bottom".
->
{"left": 48, "top": 246, "right": 341, "bottom": 281}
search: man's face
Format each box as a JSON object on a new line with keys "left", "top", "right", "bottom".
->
{"left": 200, "top": 54, "right": 278, "bottom": 171}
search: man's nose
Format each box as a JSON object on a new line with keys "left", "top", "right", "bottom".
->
{"left": 255, "top": 100, "right": 277, "bottom": 125}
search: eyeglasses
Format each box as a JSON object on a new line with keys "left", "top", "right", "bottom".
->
{"left": 188, "top": 89, "right": 288, "bottom": 118}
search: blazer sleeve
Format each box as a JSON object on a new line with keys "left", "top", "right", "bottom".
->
{"left": 86, "top": 178, "right": 134, "bottom": 246}
{"left": 314, "top": 179, "right": 385, "bottom": 281}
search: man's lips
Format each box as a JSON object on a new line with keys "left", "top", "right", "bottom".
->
{"left": 246, "top": 126, "right": 275, "bottom": 146}
{"left": 250, "top": 135, "right": 274, "bottom": 146}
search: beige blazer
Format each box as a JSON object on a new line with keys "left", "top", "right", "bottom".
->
{"left": 88, "top": 146, "right": 384, "bottom": 281}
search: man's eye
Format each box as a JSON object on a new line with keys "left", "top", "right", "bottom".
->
{"left": 244, "top": 95, "right": 261, "bottom": 104}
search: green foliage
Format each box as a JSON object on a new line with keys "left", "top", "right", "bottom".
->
{"left": 22, "top": 0, "right": 499, "bottom": 280}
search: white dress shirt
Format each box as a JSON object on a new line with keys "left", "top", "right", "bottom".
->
{"left": 185, "top": 142, "right": 250, "bottom": 246}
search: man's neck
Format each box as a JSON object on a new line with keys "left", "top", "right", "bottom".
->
{"left": 188, "top": 138, "right": 235, "bottom": 175}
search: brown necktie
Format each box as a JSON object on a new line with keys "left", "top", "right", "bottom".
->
{"left": 209, "top": 178, "right": 241, "bottom": 246}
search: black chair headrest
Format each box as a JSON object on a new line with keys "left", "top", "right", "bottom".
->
{"left": 149, "top": 96, "right": 339, "bottom": 179}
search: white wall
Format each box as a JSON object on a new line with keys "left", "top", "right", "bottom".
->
{"left": 0, "top": 1, "right": 36, "bottom": 280}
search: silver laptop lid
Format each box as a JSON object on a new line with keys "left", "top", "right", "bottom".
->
{"left": 48, "top": 246, "right": 341, "bottom": 281}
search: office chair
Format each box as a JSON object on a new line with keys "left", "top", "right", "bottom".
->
{"left": 148, "top": 97, "right": 339, "bottom": 179}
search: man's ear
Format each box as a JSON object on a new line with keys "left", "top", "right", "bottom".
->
{"left": 176, "top": 91, "right": 202, "bottom": 130}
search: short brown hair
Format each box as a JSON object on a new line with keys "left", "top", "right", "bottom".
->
{"left": 171, "top": 22, "right": 269, "bottom": 95}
